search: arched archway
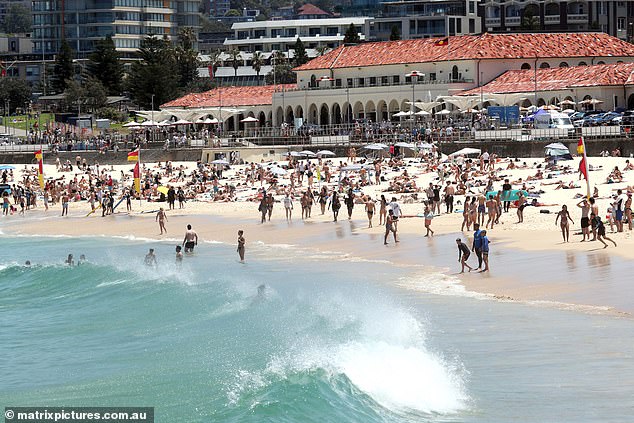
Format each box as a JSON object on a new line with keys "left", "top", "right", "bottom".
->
{"left": 521, "top": 63, "right": 531, "bottom": 70}
{"left": 549, "top": 97, "right": 559, "bottom": 106}
{"left": 310, "top": 74, "right": 317, "bottom": 88}
{"left": 258, "top": 111, "right": 266, "bottom": 126}
{"left": 376, "top": 100, "right": 388, "bottom": 121}
{"left": 537, "top": 98, "right": 546, "bottom": 107}
{"left": 400, "top": 100, "right": 409, "bottom": 113}
{"left": 285, "top": 106, "right": 295, "bottom": 124}
{"left": 388, "top": 100, "right": 400, "bottom": 120}
{"left": 308, "top": 104, "right": 318, "bottom": 124}
{"left": 628, "top": 94, "right": 634, "bottom": 110}
{"left": 545, "top": 2, "right": 559, "bottom": 17}
{"left": 319, "top": 104, "right": 330, "bottom": 125}
{"left": 295, "top": 105, "right": 304, "bottom": 120}
{"left": 341, "top": 101, "right": 352, "bottom": 124}
{"left": 521, "top": 99, "right": 532, "bottom": 108}
{"left": 275, "top": 107, "right": 284, "bottom": 126}
{"left": 451, "top": 65, "right": 459, "bottom": 81}
{"left": 331, "top": 103, "right": 342, "bottom": 125}
{"left": 365, "top": 100, "right": 376, "bottom": 122}
{"left": 353, "top": 101, "right": 364, "bottom": 120}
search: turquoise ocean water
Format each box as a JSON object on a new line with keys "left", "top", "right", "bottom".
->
{"left": 1, "top": 235, "right": 633, "bottom": 422}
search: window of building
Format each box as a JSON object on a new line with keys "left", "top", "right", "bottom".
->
{"left": 369, "top": 76, "right": 377, "bottom": 86}
{"left": 335, "top": 78, "right": 342, "bottom": 87}
{"left": 358, "top": 77, "right": 365, "bottom": 86}
{"left": 456, "top": 19, "right": 462, "bottom": 33}
{"left": 469, "top": 19, "right": 475, "bottom": 33}
{"left": 286, "top": 28, "right": 296, "bottom": 37}
{"left": 429, "top": 72, "right": 436, "bottom": 81}
{"left": 578, "top": 61, "right": 587, "bottom": 66}
{"left": 559, "top": 62, "right": 569, "bottom": 67}
{"left": 469, "top": 1, "right": 475, "bottom": 14}
{"left": 309, "top": 27, "right": 320, "bottom": 36}
{"left": 618, "top": 17, "right": 625, "bottom": 30}
{"left": 326, "top": 26, "right": 338, "bottom": 36}
{"left": 271, "top": 29, "right": 281, "bottom": 37}
{"left": 347, "top": 77, "right": 353, "bottom": 87}
{"left": 521, "top": 63, "right": 531, "bottom": 70}
{"left": 381, "top": 76, "right": 388, "bottom": 85}
{"left": 393, "top": 75, "right": 399, "bottom": 84}
{"left": 539, "top": 62, "right": 550, "bottom": 69}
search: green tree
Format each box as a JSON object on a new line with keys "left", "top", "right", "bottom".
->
{"left": 343, "top": 23, "right": 360, "bottom": 44}
{"left": 251, "top": 51, "right": 265, "bottom": 82}
{"left": 1, "top": 4, "right": 32, "bottom": 33}
{"left": 52, "top": 39, "right": 74, "bottom": 93}
{"left": 63, "top": 78, "right": 107, "bottom": 112}
{"left": 390, "top": 25, "right": 401, "bottom": 41}
{"left": 521, "top": 10, "right": 540, "bottom": 30}
{"left": 176, "top": 27, "right": 201, "bottom": 89}
{"left": 315, "top": 46, "right": 330, "bottom": 56}
{"left": 293, "top": 38, "right": 309, "bottom": 67}
{"left": 228, "top": 48, "right": 242, "bottom": 77}
{"left": 127, "top": 36, "right": 179, "bottom": 110}
{"left": 0, "top": 78, "right": 32, "bottom": 113}
{"left": 265, "top": 52, "right": 296, "bottom": 84}
{"left": 87, "top": 35, "right": 124, "bottom": 95}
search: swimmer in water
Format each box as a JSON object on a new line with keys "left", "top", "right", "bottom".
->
{"left": 144, "top": 248, "right": 157, "bottom": 267}
{"left": 175, "top": 245, "right": 183, "bottom": 265}
{"left": 237, "top": 230, "right": 245, "bottom": 262}
{"left": 65, "top": 254, "right": 74, "bottom": 266}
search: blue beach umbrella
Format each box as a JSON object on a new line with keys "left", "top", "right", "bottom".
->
{"left": 0, "top": 165, "right": 15, "bottom": 170}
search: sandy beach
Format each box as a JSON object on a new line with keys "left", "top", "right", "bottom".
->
{"left": 3, "top": 154, "right": 634, "bottom": 314}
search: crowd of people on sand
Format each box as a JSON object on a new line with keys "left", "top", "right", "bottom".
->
{"left": 5, "top": 142, "right": 634, "bottom": 274}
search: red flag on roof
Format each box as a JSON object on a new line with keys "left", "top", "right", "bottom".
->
{"left": 434, "top": 37, "right": 448, "bottom": 46}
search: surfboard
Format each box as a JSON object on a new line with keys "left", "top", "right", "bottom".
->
{"left": 486, "top": 189, "right": 528, "bottom": 201}
{"left": 112, "top": 197, "right": 126, "bottom": 212}
{"left": 85, "top": 204, "right": 101, "bottom": 217}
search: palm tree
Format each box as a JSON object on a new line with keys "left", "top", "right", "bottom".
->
{"left": 229, "top": 48, "right": 242, "bottom": 78}
{"left": 251, "top": 51, "right": 264, "bottom": 84}
{"left": 315, "top": 46, "right": 330, "bottom": 56}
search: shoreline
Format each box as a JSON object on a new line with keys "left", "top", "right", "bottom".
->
{"left": 4, "top": 206, "right": 633, "bottom": 317}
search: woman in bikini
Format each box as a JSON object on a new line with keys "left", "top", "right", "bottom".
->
{"left": 555, "top": 205, "right": 574, "bottom": 242}
{"left": 379, "top": 194, "right": 388, "bottom": 225}
{"left": 461, "top": 196, "right": 471, "bottom": 231}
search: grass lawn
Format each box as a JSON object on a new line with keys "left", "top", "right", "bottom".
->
{"left": 2, "top": 113, "right": 55, "bottom": 131}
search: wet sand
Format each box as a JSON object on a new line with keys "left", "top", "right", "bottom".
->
{"left": 5, "top": 207, "right": 634, "bottom": 316}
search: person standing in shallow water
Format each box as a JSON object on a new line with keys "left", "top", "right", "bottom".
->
{"left": 237, "top": 230, "right": 245, "bottom": 262}
{"left": 384, "top": 209, "right": 398, "bottom": 245}
{"left": 555, "top": 205, "right": 574, "bottom": 242}
{"left": 456, "top": 238, "right": 473, "bottom": 273}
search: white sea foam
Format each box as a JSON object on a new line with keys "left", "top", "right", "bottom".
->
{"left": 397, "top": 271, "right": 490, "bottom": 300}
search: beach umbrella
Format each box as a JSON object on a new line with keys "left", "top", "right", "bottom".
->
{"left": 299, "top": 150, "right": 316, "bottom": 156}
{"left": 436, "top": 109, "right": 451, "bottom": 115}
{"left": 158, "top": 120, "right": 172, "bottom": 127}
{"left": 363, "top": 144, "right": 386, "bottom": 150}
{"left": 418, "top": 143, "right": 434, "bottom": 150}
{"left": 140, "top": 120, "right": 159, "bottom": 127}
{"left": 394, "top": 142, "right": 415, "bottom": 149}
{"left": 559, "top": 99, "right": 576, "bottom": 106}
{"left": 211, "top": 159, "right": 230, "bottom": 165}
{"left": 203, "top": 117, "right": 219, "bottom": 124}
{"left": 415, "top": 110, "right": 431, "bottom": 116}
{"left": 122, "top": 121, "right": 140, "bottom": 128}
{"left": 316, "top": 150, "right": 335, "bottom": 156}
{"left": 289, "top": 151, "right": 305, "bottom": 157}
{"left": 0, "top": 165, "right": 16, "bottom": 170}
{"left": 268, "top": 166, "right": 287, "bottom": 176}
{"left": 157, "top": 186, "right": 169, "bottom": 195}
{"left": 240, "top": 116, "right": 259, "bottom": 123}
{"left": 393, "top": 111, "right": 412, "bottom": 118}
{"left": 173, "top": 119, "right": 193, "bottom": 125}
{"left": 449, "top": 147, "right": 481, "bottom": 157}
{"left": 562, "top": 109, "right": 575, "bottom": 114}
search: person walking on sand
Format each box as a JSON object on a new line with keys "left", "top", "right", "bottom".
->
{"left": 577, "top": 198, "right": 591, "bottom": 241}
{"left": 283, "top": 193, "right": 293, "bottom": 221}
{"left": 258, "top": 195, "right": 267, "bottom": 223}
{"left": 237, "top": 230, "right": 245, "bottom": 262}
{"left": 384, "top": 209, "right": 398, "bottom": 245}
{"left": 61, "top": 193, "right": 69, "bottom": 216}
{"left": 555, "top": 205, "right": 574, "bottom": 242}
{"left": 472, "top": 223, "right": 483, "bottom": 270}
{"left": 591, "top": 213, "right": 617, "bottom": 248}
{"left": 345, "top": 187, "right": 355, "bottom": 220}
{"left": 456, "top": 238, "right": 473, "bottom": 273}
{"left": 330, "top": 190, "right": 341, "bottom": 222}
{"left": 517, "top": 192, "right": 527, "bottom": 223}
{"left": 424, "top": 205, "right": 435, "bottom": 237}
{"left": 461, "top": 196, "right": 471, "bottom": 231}
{"left": 480, "top": 230, "right": 490, "bottom": 272}
{"left": 365, "top": 196, "right": 376, "bottom": 228}
{"left": 182, "top": 224, "right": 198, "bottom": 253}
{"left": 156, "top": 207, "right": 168, "bottom": 235}
{"left": 379, "top": 195, "right": 388, "bottom": 225}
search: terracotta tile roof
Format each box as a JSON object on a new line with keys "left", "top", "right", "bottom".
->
{"left": 161, "top": 84, "right": 295, "bottom": 108}
{"left": 461, "top": 62, "right": 634, "bottom": 95}
{"left": 294, "top": 32, "right": 634, "bottom": 71}
{"left": 297, "top": 3, "right": 330, "bottom": 15}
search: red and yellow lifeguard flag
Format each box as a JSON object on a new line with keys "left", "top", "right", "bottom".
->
{"left": 133, "top": 162, "right": 140, "bottom": 194}
{"left": 434, "top": 37, "right": 448, "bottom": 46}
{"left": 577, "top": 137, "right": 591, "bottom": 198}
{"left": 127, "top": 149, "right": 139, "bottom": 161}
{"left": 34, "top": 149, "right": 44, "bottom": 189}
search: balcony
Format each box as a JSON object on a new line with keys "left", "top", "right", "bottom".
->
{"left": 485, "top": 17, "right": 501, "bottom": 27}
{"left": 505, "top": 16, "right": 521, "bottom": 26}
{"left": 544, "top": 15, "right": 560, "bottom": 25}
{"left": 567, "top": 13, "right": 588, "bottom": 23}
